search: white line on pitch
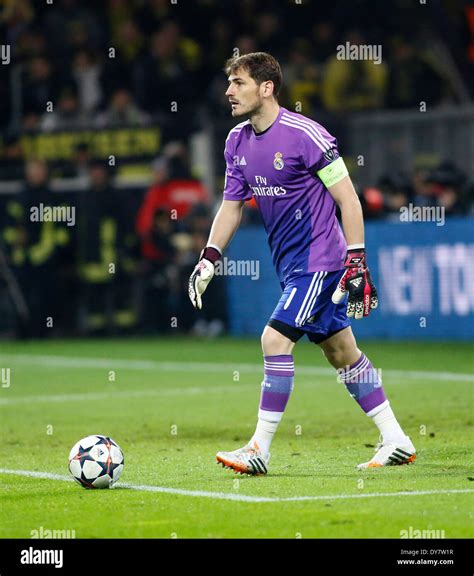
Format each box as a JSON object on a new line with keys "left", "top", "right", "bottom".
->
{"left": 1, "top": 354, "right": 473, "bottom": 382}
{"left": 0, "top": 377, "right": 336, "bottom": 406}
{"left": 0, "top": 385, "right": 254, "bottom": 406}
{"left": 0, "top": 469, "right": 473, "bottom": 503}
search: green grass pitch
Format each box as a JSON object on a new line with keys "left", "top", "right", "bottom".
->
{"left": 0, "top": 337, "right": 473, "bottom": 538}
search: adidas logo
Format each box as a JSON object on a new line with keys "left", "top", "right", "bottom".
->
{"left": 350, "top": 277, "right": 363, "bottom": 288}
{"left": 388, "top": 447, "right": 415, "bottom": 464}
{"left": 239, "top": 156, "right": 247, "bottom": 166}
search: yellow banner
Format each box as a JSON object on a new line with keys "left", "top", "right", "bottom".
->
{"left": 17, "top": 127, "right": 161, "bottom": 161}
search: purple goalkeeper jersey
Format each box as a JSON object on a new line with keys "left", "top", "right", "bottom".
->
{"left": 223, "top": 107, "right": 347, "bottom": 283}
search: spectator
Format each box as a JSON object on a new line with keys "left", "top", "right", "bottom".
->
{"left": 72, "top": 49, "right": 103, "bottom": 115}
{"left": 100, "top": 17, "right": 144, "bottom": 100}
{"left": 411, "top": 162, "right": 468, "bottom": 217}
{"left": 77, "top": 160, "right": 136, "bottom": 335}
{"left": 15, "top": 28, "right": 48, "bottom": 64}
{"left": 322, "top": 30, "right": 387, "bottom": 111}
{"left": 386, "top": 37, "right": 449, "bottom": 109}
{"left": 135, "top": 143, "right": 209, "bottom": 257}
{"left": 72, "top": 143, "right": 92, "bottom": 180}
{"left": 0, "top": 135, "right": 25, "bottom": 181}
{"left": 255, "top": 12, "right": 283, "bottom": 56}
{"left": 42, "top": 0, "right": 105, "bottom": 56}
{"left": 40, "top": 87, "right": 86, "bottom": 131}
{"left": 182, "top": 203, "right": 227, "bottom": 337}
{"left": 56, "top": 143, "right": 92, "bottom": 181}
{"left": 135, "top": 23, "right": 200, "bottom": 116}
{"left": 95, "top": 88, "right": 149, "bottom": 127}
{"left": 379, "top": 173, "right": 413, "bottom": 220}
{"left": 311, "top": 21, "right": 336, "bottom": 63}
{"left": 135, "top": 0, "right": 176, "bottom": 36}
{"left": 384, "top": 180, "right": 412, "bottom": 216}
{"left": 412, "top": 167, "right": 438, "bottom": 207}
{"left": 136, "top": 206, "right": 179, "bottom": 333}
{"left": 3, "top": 0, "right": 35, "bottom": 50}
{"left": 22, "top": 158, "right": 52, "bottom": 204}
{"left": 234, "top": 35, "right": 258, "bottom": 56}
{"left": 114, "top": 19, "right": 145, "bottom": 64}
{"left": 425, "top": 161, "right": 467, "bottom": 216}
{"left": 207, "top": 17, "right": 233, "bottom": 73}
{"left": 21, "top": 56, "right": 58, "bottom": 118}
{"left": 16, "top": 159, "right": 63, "bottom": 337}
{"left": 283, "top": 38, "right": 322, "bottom": 115}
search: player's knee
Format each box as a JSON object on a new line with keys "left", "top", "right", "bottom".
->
{"left": 324, "top": 348, "right": 346, "bottom": 368}
{"left": 261, "top": 326, "right": 293, "bottom": 356}
{"left": 321, "top": 342, "right": 358, "bottom": 369}
{"left": 323, "top": 345, "right": 347, "bottom": 368}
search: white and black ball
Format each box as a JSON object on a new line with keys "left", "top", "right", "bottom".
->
{"left": 68, "top": 435, "right": 124, "bottom": 489}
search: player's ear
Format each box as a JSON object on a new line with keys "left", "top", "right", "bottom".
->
{"left": 262, "top": 80, "right": 274, "bottom": 98}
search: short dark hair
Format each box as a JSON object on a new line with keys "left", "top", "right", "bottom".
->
{"left": 225, "top": 52, "right": 283, "bottom": 98}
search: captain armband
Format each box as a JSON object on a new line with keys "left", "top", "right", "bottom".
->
{"left": 316, "top": 157, "right": 349, "bottom": 188}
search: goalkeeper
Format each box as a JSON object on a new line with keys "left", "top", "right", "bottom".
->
{"left": 189, "top": 52, "right": 416, "bottom": 474}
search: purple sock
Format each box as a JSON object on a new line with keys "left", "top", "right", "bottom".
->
{"left": 259, "top": 355, "right": 295, "bottom": 414}
{"left": 339, "top": 353, "right": 387, "bottom": 415}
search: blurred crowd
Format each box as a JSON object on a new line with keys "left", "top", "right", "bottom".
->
{"left": 0, "top": 0, "right": 473, "bottom": 134}
{"left": 0, "top": 143, "right": 229, "bottom": 338}
{"left": 360, "top": 161, "right": 474, "bottom": 220}
{"left": 0, "top": 0, "right": 473, "bottom": 338}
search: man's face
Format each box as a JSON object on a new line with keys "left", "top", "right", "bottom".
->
{"left": 26, "top": 161, "right": 48, "bottom": 187}
{"left": 225, "top": 68, "right": 265, "bottom": 117}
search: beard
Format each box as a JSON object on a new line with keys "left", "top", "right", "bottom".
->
{"left": 231, "top": 97, "right": 263, "bottom": 118}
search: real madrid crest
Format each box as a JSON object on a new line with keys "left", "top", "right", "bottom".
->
{"left": 273, "top": 152, "right": 284, "bottom": 170}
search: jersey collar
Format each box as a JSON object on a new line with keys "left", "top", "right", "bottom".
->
{"left": 251, "top": 107, "right": 284, "bottom": 138}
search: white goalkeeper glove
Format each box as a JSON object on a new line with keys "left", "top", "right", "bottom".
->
{"left": 188, "top": 245, "right": 222, "bottom": 310}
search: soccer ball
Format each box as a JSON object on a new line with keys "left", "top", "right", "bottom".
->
{"left": 68, "top": 435, "right": 124, "bottom": 489}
